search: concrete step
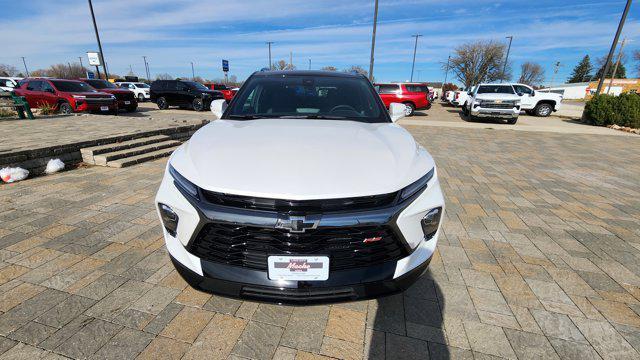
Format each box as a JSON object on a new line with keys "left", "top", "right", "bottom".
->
{"left": 93, "top": 140, "right": 181, "bottom": 166}
{"left": 81, "top": 135, "right": 171, "bottom": 164}
{"left": 106, "top": 145, "right": 180, "bottom": 168}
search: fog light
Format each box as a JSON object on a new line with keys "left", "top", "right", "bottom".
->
{"left": 421, "top": 207, "right": 442, "bottom": 240}
{"left": 159, "top": 203, "right": 179, "bottom": 236}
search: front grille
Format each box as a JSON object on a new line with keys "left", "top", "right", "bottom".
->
{"left": 480, "top": 102, "right": 515, "bottom": 109}
{"left": 190, "top": 223, "right": 407, "bottom": 271}
{"left": 114, "top": 92, "right": 135, "bottom": 101}
{"left": 85, "top": 98, "right": 115, "bottom": 105}
{"left": 201, "top": 191, "right": 398, "bottom": 213}
{"left": 241, "top": 285, "right": 356, "bottom": 303}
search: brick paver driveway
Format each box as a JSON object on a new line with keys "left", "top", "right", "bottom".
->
{"left": 0, "top": 125, "right": 639, "bottom": 359}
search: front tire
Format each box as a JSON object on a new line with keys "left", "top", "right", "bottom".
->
{"left": 404, "top": 102, "right": 415, "bottom": 117}
{"left": 534, "top": 103, "right": 552, "bottom": 117}
{"left": 157, "top": 97, "right": 168, "bottom": 110}
{"left": 137, "top": 93, "right": 144, "bottom": 102}
{"left": 506, "top": 117, "right": 518, "bottom": 124}
{"left": 192, "top": 98, "right": 204, "bottom": 112}
{"left": 58, "top": 102, "right": 73, "bottom": 115}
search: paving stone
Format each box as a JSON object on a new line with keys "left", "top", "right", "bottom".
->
{"left": 129, "top": 286, "right": 179, "bottom": 315}
{"left": 468, "top": 287, "right": 512, "bottom": 316}
{"left": 182, "top": 313, "right": 247, "bottom": 360}
{"left": 320, "top": 336, "right": 363, "bottom": 360}
{"left": 281, "top": 306, "right": 329, "bottom": 353}
{"left": 404, "top": 297, "right": 443, "bottom": 328}
{"left": 251, "top": 303, "right": 293, "bottom": 327}
{"left": 549, "top": 338, "right": 603, "bottom": 360}
{"left": 463, "top": 320, "right": 516, "bottom": 359}
{"left": 202, "top": 294, "right": 243, "bottom": 315}
{"left": 34, "top": 294, "right": 96, "bottom": 328}
{"left": 366, "top": 294, "right": 406, "bottom": 335}
{"left": 159, "top": 306, "right": 213, "bottom": 343}
{"left": 0, "top": 342, "right": 47, "bottom": 359}
{"left": 174, "top": 286, "right": 211, "bottom": 308}
{"left": 504, "top": 328, "right": 559, "bottom": 359}
{"left": 589, "top": 298, "right": 640, "bottom": 327}
{"left": 384, "top": 333, "right": 429, "bottom": 360}
{"left": 530, "top": 309, "right": 587, "bottom": 343}
{"left": 363, "top": 328, "right": 385, "bottom": 360}
{"left": 0, "top": 282, "right": 45, "bottom": 313}
{"left": 74, "top": 273, "right": 127, "bottom": 301}
{"left": 7, "top": 321, "right": 57, "bottom": 345}
{"left": 55, "top": 318, "right": 122, "bottom": 359}
{"left": 84, "top": 280, "right": 153, "bottom": 320}
{"left": 92, "top": 327, "right": 154, "bottom": 360}
{"left": 460, "top": 268, "right": 499, "bottom": 291}
{"left": 0, "top": 288, "right": 69, "bottom": 335}
{"left": 112, "top": 308, "right": 155, "bottom": 330}
{"left": 38, "top": 314, "right": 93, "bottom": 351}
{"left": 136, "top": 336, "right": 190, "bottom": 360}
{"left": 325, "top": 306, "right": 366, "bottom": 344}
{"left": 232, "top": 321, "right": 284, "bottom": 360}
{"left": 571, "top": 316, "right": 639, "bottom": 360}
{"left": 142, "top": 302, "right": 183, "bottom": 335}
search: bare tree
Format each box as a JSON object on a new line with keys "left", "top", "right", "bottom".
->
{"left": 343, "top": 65, "right": 368, "bottom": 77}
{"left": 0, "top": 64, "right": 19, "bottom": 76}
{"left": 445, "top": 40, "right": 511, "bottom": 87}
{"left": 30, "top": 69, "right": 49, "bottom": 77}
{"left": 321, "top": 66, "right": 338, "bottom": 71}
{"left": 518, "top": 62, "right": 545, "bottom": 86}
{"left": 273, "top": 59, "right": 295, "bottom": 71}
{"left": 46, "top": 63, "right": 87, "bottom": 79}
{"left": 155, "top": 73, "right": 174, "bottom": 80}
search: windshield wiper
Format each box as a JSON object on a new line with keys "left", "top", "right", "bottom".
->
{"left": 276, "top": 115, "right": 348, "bottom": 120}
{"left": 228, "top": 114, "right": 269, "bottom": 119}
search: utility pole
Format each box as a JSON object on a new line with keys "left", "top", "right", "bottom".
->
{"left": 596, "top": 0, "right": 632, "bottom": 95}
{"left": 87, "top": 0, "right": 109, "bottom": 79}
{"left": 142, "top": 56, "right": 150, "bottom": 81}
{"left": 442, "top": 54, "right": 451, "bottom": 98}
{"left": 368, "top": 0, "right": 379, "bottom": 81}
{"left": 607, "top": 38, "right": 627, "bottom": 94}
{"left": 78, "top": 57, "right": 84, "bottom": 68}
{"left": 501, "top": 36, "right": 513, "bottom": 83}
{"left": 410, "top": 34, "right": 422, "bottom": 82}
{"left": 308, "top": 59, "right": 311, "bottom": 70}
{"left": 289, "top": 51, "right": 293, "bottom": 69}
{"left": 266, "top": 42, "right": 274, "bottom": 70}
{"left": 21, "top": 57, "right": 29, "bottom": 77}
{"left": 190, "top": 62, "right": 195, "bottom": 79}
{"left": 129, "top": 64, "right": 133, "bottom": 75}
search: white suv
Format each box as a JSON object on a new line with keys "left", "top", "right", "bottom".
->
{"left": 155, "top": 70, "right": 445, "bottom": 304}
{"left": 115, "top": 82, "right": 150, "bottom": 102}
{"left": 0, "top": 77, "right": 22, "bottom": 92}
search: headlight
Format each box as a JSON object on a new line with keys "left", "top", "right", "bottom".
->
{"left": 72, "top": 95, "right": 86, "bottom": 99}
{"left": 158, "top": 203, "right": 179, "bottom": 236}
{"left": 169, "top": 165, "right": 198, "bottom": 198}
{"left": 399, "top": 168, "right": 434, "bottom": 201}
{"left": 109, "top": 95, "right": 116, "bottom": 99}
{"left": 421, "top": 207, "right": 442, "bottom": 239}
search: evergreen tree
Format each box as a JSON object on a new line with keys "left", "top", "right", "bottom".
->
{"left": 567, "top": 55, "right": 593, "bottom": 83}
{"left": 595, "top": 62, "right": 627, "bottom": 79}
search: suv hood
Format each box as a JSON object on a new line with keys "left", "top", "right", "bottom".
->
{"left": 170, "top": 119, "right": 434, "bottom": 200}
{"left": 68, "top": 91, "right": 113, "bottom": 97}
{"left": 474, "top": 93, "right": 520, "bottom": 101}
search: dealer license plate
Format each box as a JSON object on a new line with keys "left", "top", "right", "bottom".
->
{"left": 100, "top": 106, "right": 109, "bottom": 111}
{"left": 267, "top": 256, "right": 329, "bottom": 281}
{"left": 124, "top": 101, "right": 131, "bottom": 105}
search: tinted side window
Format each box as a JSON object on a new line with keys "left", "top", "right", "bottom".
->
{"left": 42, "top": 82, "right": 54, "bottom": 93}
{"left": 376, "top": 85, "right": 399, "bottom": 94}
{"left": 513, "top": 85, "right": 533, "bottom": 95}
{"left": 175, "top": 82, "right": 186, "bottom": 91}
{"left": 27, "top": 81, "right": 43, "bottom": 91}
{"left": 405, "top": 85, "right": 428, "bottom": 93}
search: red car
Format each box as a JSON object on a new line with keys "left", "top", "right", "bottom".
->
{"left": 79, "top": 79, "right": 138, "bottom": 112}
{"left": 374, "top": 82, "right": 431, "bottom": 116}
{"left": 14, "top": 78, "right": 117, "bottom": 115}
{"left": 208, "top": 83, "right": 236, "bottom": 102}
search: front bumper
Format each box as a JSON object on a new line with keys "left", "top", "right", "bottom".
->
{"left": 471, "top": 106, "right": 519, "bottom": 118}
{"left": 155, "top": 163, "right": 445, "bottom": 304}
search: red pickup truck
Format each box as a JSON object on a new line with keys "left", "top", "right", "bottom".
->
{"left": 374, "top": 82, "right": 431, "bottom": 116}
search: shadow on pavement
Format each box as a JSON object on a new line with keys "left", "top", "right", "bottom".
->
{"left": 366, "top": 269, "right": 449, "bottom": 359}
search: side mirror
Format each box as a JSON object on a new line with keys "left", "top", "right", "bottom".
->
{"left": 517, "top": 92, "right": 524, "bottom": 97}
{"left": 531, "top": 90, "right": 535, "bottom": 96}
{"left": 389, "top": 102, "right": 406, "bottom": 122}
{"left": 211, "top": 99, "right": 227, "bottom": 119}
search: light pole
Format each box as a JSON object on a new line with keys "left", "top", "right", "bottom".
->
{"left": 442, "top": 54, "right": 451, "bottom": 98}
{"left": 597, "top": 0, "right": 632, "bottom": 95}
{"left": 190, "top": 62, "right": 195, "bottom": 79}
{"left": 21, "top": 57, "right": 29, "bottom": 77}
{"left": 266, "top": 42, "right": 274, "bottom": 69}
{"left": 142, "top": 56, "right": 150, "bottom": 81}
{"left": 78, "top": 57, "right": 84, "bottom": 69}
{"left": 87, "top": 0, "right": 109, "bottom": 79}
{"left": 308, "top": 59, "right": 311, "bottom": 70}
{"left": 501, "top": 36, "right": 513, "bottom": 83}
{"left": 410, "top": 34, "right": 422, "bottom": 82}
{"left": 368, "top": 0, "right": 379, "bottom": 81}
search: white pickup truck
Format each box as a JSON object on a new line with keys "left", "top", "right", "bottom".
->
{"left": 451, "top": 86, "right": 474, "bottom": 107}
{"left": 462, "top": 83, "right": 562, "bottom": 118}
{"left": 462, "top": 84, "right": 522, "bottom": 124}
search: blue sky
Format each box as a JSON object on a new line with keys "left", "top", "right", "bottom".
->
{"left": 1, "top": 0, "right": 638, "bottom": 85}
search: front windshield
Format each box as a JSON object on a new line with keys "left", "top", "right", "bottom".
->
{"left": 51, "top": 81, "right": 97, "bottom": 93}
{"left": 184, "top": 81, "right": 209, "bottom": 91}
{"left": 226, "top": 75, "right": 387, "bottom": 123}
{"left": 477, "top": 85, "right": 515, "bottom": 94}
{"left": 85, "top": 80, "right": 116, "bottom": 89}
{"left": 135, "top": 83, "right": 149, "bottom": 88}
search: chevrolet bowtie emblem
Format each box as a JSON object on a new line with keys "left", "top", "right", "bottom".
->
{"left": 275, "top": 215, "right": 320, "bottom": 233}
